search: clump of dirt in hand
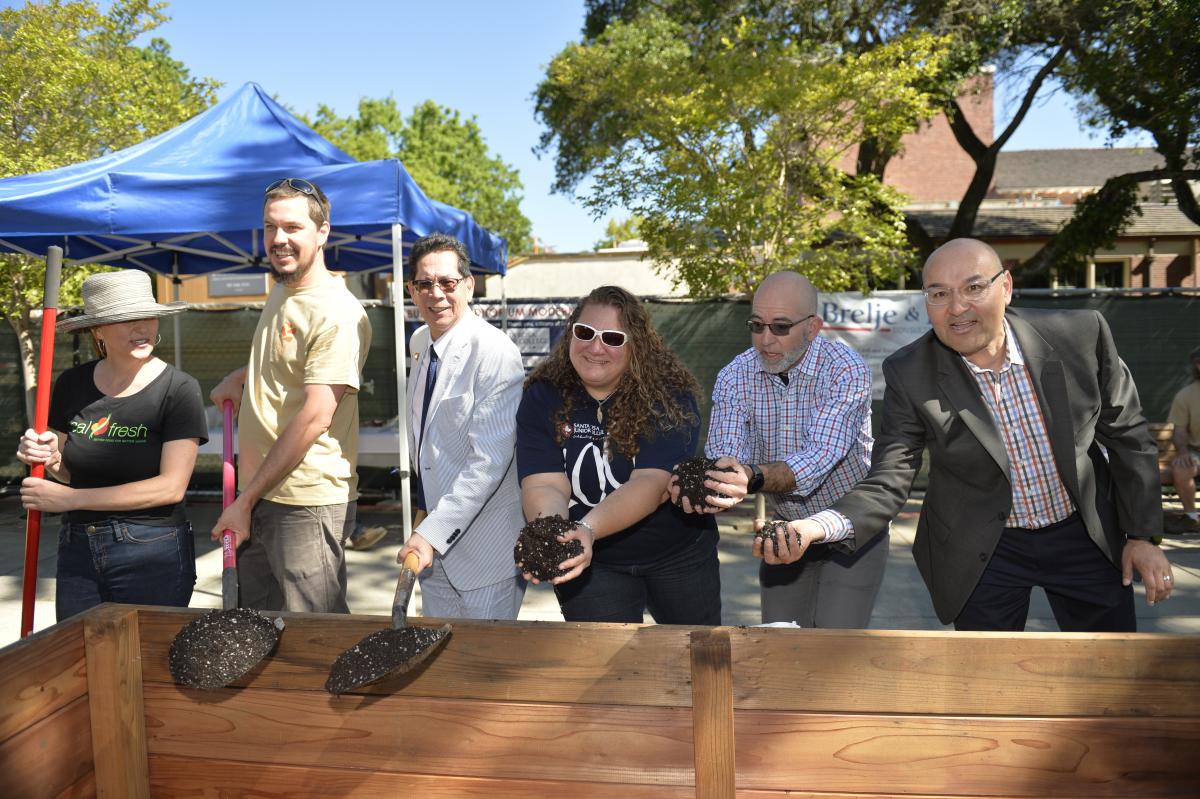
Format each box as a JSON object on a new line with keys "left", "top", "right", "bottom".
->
{"left": 514, "top": 515, "right": 584, "bottom": 581}
{"left": 672, "top": 456, "right": 738, "bottom": 509}
{"left": 755, "top": 520, "right": 793, "bottom": 557}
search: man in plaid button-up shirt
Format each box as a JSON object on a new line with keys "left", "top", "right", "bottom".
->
{"left": 670, "top": 271, "right": 887, "bottom": 627}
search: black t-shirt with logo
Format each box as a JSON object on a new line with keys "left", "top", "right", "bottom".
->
{"left": 516, "top": 381, "right": 717, "bottom": 566}
{"left": 48, "top": 360, "right": 208, "bottom": 526}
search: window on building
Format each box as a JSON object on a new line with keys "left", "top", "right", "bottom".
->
{"left": 1092, "top": 259, "right": 1128, "bottom": 288}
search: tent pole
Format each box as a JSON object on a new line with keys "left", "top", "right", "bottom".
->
{"left": 171, "top": 254, "right": 182, "bottom": 368}
{"left": 392, "top": 224, "right": 413, "bottom": 546}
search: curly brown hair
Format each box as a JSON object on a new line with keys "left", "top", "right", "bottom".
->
{"left": 525, "top": 286, "right": 700, "bottom": 458}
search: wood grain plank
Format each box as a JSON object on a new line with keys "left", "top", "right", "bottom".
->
{"left": 85, "top": 605, "right": 149, "bottom": 799}
{"left": 0, "top": 695, "right": 94, "bottom": 799}
{"left": 51, "top": 770, "right": 96, "bottom": 799}
{"left": 691, "top": 629, "right": 735, "bottom": 799}
{"left": 138, "top": 609, "right": 696, "bottom": 706}
{"left": 734, "top": 710, "right": 1200, "bottom": 797}
{"left": 147, "top": 754, "right": 695, "bottom": 798}
{"left": 0, "top": 616, "right": 87, "bottom": 744}
{"left": 729, "top": 628, "right": 1200, "bottom": 716}
{"left": 143, "top": 684, "right": 696, "bottom": 787}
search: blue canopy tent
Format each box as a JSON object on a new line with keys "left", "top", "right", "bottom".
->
{"left": 0, "top": 81, "right": 509, "bottom": 539}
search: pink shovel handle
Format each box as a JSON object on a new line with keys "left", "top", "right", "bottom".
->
{"left": 222, "top": 400, "right": 235, "bottom": 570}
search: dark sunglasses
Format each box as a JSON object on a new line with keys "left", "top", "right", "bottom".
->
{"left": 410, "top": 277, "right": 464, "bottom": 293}
{"left": 746, "top": 314, "right": 815, "bottom": 336}
{"left": 572, "top": 322, "right": 628, "bottom": 348}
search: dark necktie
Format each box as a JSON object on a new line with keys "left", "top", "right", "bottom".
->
{"left": 415, "top": 348, "right": 439, "bottom": 511}
{"left": 419, "top": 347, "right": 440, "bottom": 443}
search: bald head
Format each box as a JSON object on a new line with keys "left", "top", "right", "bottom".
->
{"left": 922, "top": 238, "right": 1002, "bottom": 282}
{"left": 750, "top": 270, "right": 822, "bottom": 374}
{"left": 756, "top": 270, "right": 817, "bottom": 318}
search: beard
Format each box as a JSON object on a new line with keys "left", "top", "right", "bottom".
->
{"left": 269, "top": 247, "right": 315, "bottom": 286}
{"left": 758, "top": 337, "right": 810, "bottom": 374}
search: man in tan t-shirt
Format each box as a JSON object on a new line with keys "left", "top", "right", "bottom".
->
{"left": 1168, "top": 346, "right": 1200, "bottom": 528}
{"left": 211, "top": 178, "right": 372, "bottom": 613}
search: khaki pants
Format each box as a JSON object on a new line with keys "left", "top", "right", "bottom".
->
{"left": 237, "top": 499, "right": 354, "bottom": 613}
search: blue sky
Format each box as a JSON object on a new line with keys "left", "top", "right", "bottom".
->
{"left": 18, "top": 0, "right": 1154, "bottom": 252}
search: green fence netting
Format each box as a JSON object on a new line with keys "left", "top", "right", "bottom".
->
{"left": 0, "top": 295, "right": 1195, "bottom": 488}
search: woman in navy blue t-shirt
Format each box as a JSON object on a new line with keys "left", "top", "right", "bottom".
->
{"left": 516, "top": 286, "right": 721, "bottom": 624}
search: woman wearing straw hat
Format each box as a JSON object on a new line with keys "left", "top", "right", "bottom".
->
{"left": 15, "top": 269, "right": 208, "bottom": 621}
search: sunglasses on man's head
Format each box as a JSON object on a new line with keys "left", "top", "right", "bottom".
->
{"left": 746, "top": 314, "right": 815, "bottom": 336}
{"left": 572, "top": 322, "right": 628, "bottom": 348}
{"left": 265, "top": 177, "right": 318, "bottom": 196}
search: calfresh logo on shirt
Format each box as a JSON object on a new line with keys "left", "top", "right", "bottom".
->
{"left": 70, "top": 415, "right": 149, "bottom": 443}
{"left": 280, "top": 321, "right": 295, "bottom": 342}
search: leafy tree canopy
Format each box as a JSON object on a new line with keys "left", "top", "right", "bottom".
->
{"left": 537, "top": 6, "right": 950, "bottom": 295}
{"left": 594, "top": 214, "right": 644, "bottom": 250}
{"left": 309, "top": 97, "right": 533, "bottom": 256}
{"left": 0, "top": 0, "right": 218, "bottom": 417}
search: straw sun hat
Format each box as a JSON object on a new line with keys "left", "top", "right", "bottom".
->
{"left": 58, "top": 269, "right": 187, "bottom": 332}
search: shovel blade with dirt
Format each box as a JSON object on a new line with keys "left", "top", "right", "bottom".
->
{"left": 168, "top": 401, "right": 283, "bottom": 690}
{"left": 325, "top": 552, "right": 450, "bottom": 695}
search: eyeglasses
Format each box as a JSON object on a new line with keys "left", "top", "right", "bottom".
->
{"left": 923, "top": 269, "right": 1006, "bottom": 306}
{"left": 265, "top": 178, "right": 318, "bottom": 196}
{"left": 746, "top": 315, "right": 815, "bottom": 336}
{"left": 410, "top": 277, "right": 464, "bottom": 294}
{"left": 572, "top": 322, "right": 628, "bottom": 348}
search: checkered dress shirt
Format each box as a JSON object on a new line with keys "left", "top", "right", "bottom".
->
{"left": 962, "top": 322, "right": 1075, "bottom": 529}
{"left": 706, "top": 335, "right": 873, "bottom": 520}
{"left": 812, "top": 320, "right": 1076, "bottom": 543}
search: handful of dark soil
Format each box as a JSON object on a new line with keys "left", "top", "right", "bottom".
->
{"left": 755, "top": 519, "right": 793, "bottom": 558}
{"left": 672, "top": 456, "right": 739, "bottom": 509}
{"left": 514, "top": 515, "right": 585, "bottom": 581}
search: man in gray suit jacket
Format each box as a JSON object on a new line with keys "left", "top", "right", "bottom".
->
{"left": 759, "top": 238, "right": 1174, "bottom": 631}
{"left": 397, "top": 233, "right": 526, "bottom": 619}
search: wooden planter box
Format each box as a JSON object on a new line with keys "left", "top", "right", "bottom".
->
{"left": 2, "top": 603, "right": 1197, "bottom": 798}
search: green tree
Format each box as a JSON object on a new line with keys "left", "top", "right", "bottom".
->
{"left": 0, "top": 0, "right": 218, "bottom": 420}
{"left": 1019, "top": 0, "right": 1200, "bottom": 282}
{"left": 594, "top": 214, "right": 644, "bottom": 250}
{"left": 563, "top": 1, "right": 1199, "bottom": 290}
{"left": 537, "top": 7, "right": 949, "bottom": 295}
{"left": 309, "top": 98, "right": 533, "bottom": 256}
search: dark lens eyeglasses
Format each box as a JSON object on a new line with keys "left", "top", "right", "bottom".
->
{"left": 572, "top": 322, "right": 628, "bottom": 348}
{"left": 265, "top": 178, "right": 318, "bottom": 196}
{"left": 410, "top": 277, "right": 463, "bottom": 294}
{"left": 746, "top": 314, "right": 815, "bottom": 336}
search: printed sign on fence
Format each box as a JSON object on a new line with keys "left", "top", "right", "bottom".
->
{"left": 819, "top": 291, "right": 930, "bottom": 399}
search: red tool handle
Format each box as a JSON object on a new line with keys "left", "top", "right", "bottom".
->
{"left": 21, "top": 247, "right": 63, "bottom": 638}
{"left": 221, "top": 400, "right": 237, "bottom": 609}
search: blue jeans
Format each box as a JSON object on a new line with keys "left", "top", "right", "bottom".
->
{"left": 554, "top": 530, "right": 722, "bottom": 624}
{"left": 56, "top": 518, "right": 196, "bottom": 622}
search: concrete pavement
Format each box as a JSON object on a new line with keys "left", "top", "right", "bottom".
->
{"left": 2, "top": 492, "right": 1197, "bottom": 648}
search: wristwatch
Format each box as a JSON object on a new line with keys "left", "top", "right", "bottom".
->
{"left": 745, "top": 463, "right": 765, "bottom": 494}
{"left": 1127, "top": 534, "right": 1163, "bottom": 545}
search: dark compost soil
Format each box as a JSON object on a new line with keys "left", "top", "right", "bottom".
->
{"left": 168, "top": 608, "right": 283, "bottom": 690}
{"left": 672, "top": 456, "right": 738, "bottom": 509}
{"left": 755, "top": 519, "right": 793, "bottom": 558}
{"left": 514, "top": 515, "right": 584, "bottom": 581}
{"left": 325, "top": 624, "right": 451, "bottom": 695}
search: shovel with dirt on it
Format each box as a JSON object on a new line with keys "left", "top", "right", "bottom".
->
{"left": 168, "top": 400, "right": 283, "bottom": 690}
{"left": 325, "top": 551, "right": 451, "bottom": 695}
